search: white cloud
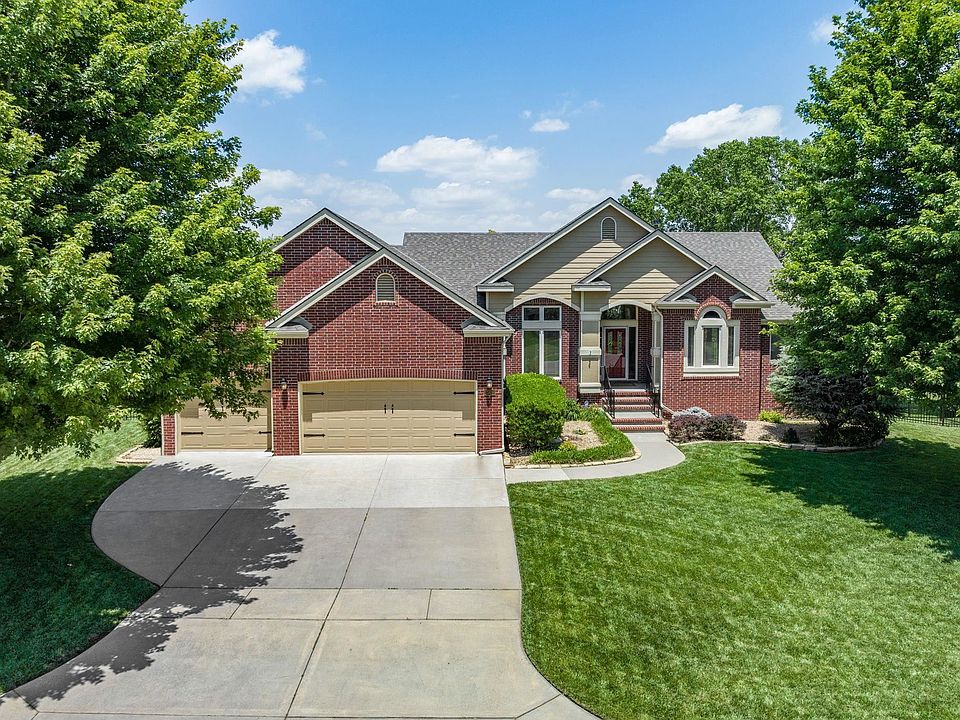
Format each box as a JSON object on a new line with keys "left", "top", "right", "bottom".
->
{"left": 545, "top": 187, "right": 605, "bottom": 203}
{"left": 376, "top": 136, "right": 539, "bottom": 182}
{"left": 520, "top": 109, "right": 533, "bottom": 119}
{"left": 410, "top": 181, "right": 519, "bottom": 210}
{"left": 232, "top": 30, "right": 307, "bottom": 97}
{"left": 647, "top": 103, "right": 783, "bottom": 153}
{"left": 810, "top": 17, "right": 837, "bottom": 42}
{"left": 256, "top": 169, "right": 401, "bottom": 211}
{"left": 305, "top": 123, "right": 326, "bottom": 141}
{"left": 621, "top": 173, "right": 654, "bottom": 190}
{"left": 531, "top": 118, "right": 570, "bottom": 133}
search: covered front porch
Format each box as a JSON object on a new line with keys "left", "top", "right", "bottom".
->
{"left": 578, "top": 301, "right": 662, "bottom": 394}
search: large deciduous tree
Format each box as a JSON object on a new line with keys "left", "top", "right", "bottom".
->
{"left": 775, "top": 0, "right": 960, "bottom": 401}
{"left": 0, "top": 0, "right": 280, "bottom": 456}
{"left": 619, "top": 137, "right": 799, "bottom": 248}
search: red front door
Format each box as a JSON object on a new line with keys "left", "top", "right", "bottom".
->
{"left": 604, "top": 328, "right": 627, "bottom": 379}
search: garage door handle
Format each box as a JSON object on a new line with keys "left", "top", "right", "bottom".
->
{"left": 258, "top": 431, "right": 272, "bottom": 435}
{"left": 453, "top": 391, "right": 475, "bottom": 395}
{"left": 384, "top": 403, "right": 387, "bottom": 414}
{"left": 180, "top": 431, "right": 204, "bottom": 436}
{"left": 391, "top": 403, "right": 394, "bottom": 414}
{"left": 303, "top": 391, "right": 325, "bottom": 396}
{"left": 303, "top": 433, "right": 326, "bottom": 437}
{"left": 453, "top": 432, "right": 476, "bottom": 437}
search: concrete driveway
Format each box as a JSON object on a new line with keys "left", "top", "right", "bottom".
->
{"left": 5, "top": 453, "right": 595, "bottom": 720}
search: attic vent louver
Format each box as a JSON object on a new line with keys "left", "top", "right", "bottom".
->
{"left": 601, "top": 216, "right": 617, "bottom": 241}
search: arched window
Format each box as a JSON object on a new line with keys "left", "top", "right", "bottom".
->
{"left": 684, "top": 306, "right": 739, "bottom": 373}
{"left": 375, "top": 273, "right": 396, "bottom": 303}
{"left": 601, "top": 216, "right": 617, "bottom": 241}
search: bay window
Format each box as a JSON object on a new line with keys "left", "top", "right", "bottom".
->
{"left": 521, "top": 306, "right": 562, "bottom": 378}
{"left": 684, "top": 307, "right": 739, "bottom": 374}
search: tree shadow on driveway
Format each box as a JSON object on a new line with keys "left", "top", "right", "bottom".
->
{"left": 12, "top": 458, "right": 309, "bottom": 708}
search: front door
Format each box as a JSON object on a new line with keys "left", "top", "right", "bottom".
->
{"left": 604, "top": 328, "right": 627, "bottom": 380}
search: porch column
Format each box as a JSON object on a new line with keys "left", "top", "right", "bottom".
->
{"left": 578, "top": 292, "right": 607, "bottom": 394}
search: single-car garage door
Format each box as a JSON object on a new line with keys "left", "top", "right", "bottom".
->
{"left": 178, "top": 384, "right": 271, "bottom": 451}
{"left": 300, "top": 379, "right": 477, "bottom": 453}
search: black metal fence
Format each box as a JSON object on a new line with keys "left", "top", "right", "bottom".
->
{"left": 899, "top": 396, "right": 960, "bottom": 427}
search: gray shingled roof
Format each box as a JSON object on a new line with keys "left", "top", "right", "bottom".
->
{"left": 400, "top": 232, "right": 549, "bottom": 302}
{"left": 666, "top": 232, "right": 794, "bottom": 320}
{"left": 400, "top": 229, "right": 793, "bottom": 320}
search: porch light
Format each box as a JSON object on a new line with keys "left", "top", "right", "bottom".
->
{"left": 280, "top": 378, "right": 288, "bottom": 391}
{"left": 486, "top": 378, "right": 494, "bottom": 391}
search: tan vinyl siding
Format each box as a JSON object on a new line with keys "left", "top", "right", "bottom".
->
{"left": 604, "top": 238, "right": 703, "bottom": 305}
{"left": 504, "top": 209, "right": 647, "bottom": 307}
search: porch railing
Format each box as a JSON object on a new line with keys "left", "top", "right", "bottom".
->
{"left": 600, "top": 362, "right": 615, "bottom": 419}
{"left": 644, "top": 361, "right": 662, "bottom": 419}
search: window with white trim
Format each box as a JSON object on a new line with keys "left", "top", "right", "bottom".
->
{"left": 684, "top": 307, "right": 739, "bottom": 373}
{"left": 769, "top": 332, "right": 783, "bottom": 362}
{"left": 601, "top": 216, "right": 617, "bottom": 241}
{"left": 521, "top": 306, "right": 561, "bottom": 378}
{"left": 375, "top": 273, "right": 396, "bottom": 303}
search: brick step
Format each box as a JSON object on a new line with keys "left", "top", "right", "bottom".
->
{"left": 610, "top": 389, "right": 650, "bottom": 397}
{"left": 611, "top": 415, "right": 663, "bottom": 426}
{"left": 614, "top": 424, "right": 666, "bottom": 433}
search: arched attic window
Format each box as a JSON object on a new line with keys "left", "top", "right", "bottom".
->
{"left": 375, "top": 273, "right": 396, "bottom": 303}
{"left": 684, "top": 305, "right": 739, "bottom": 373}
{"left": 601, "top": 216, "right": 617, "bottom": 241}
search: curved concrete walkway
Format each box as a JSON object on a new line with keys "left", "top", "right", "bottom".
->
{"left": 506, "top": 432, "right": 685, "bottom": 483}
{"left": 3, "top": 453, "right": 595, "bottom": 720}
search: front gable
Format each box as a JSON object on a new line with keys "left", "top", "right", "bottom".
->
{"left": 497, "top": 201, "right": 654, "bottom": 306}
{"left": 595, "top": 236, "right": 706, "bottom": 306}
{"left": 272, "top": 212, "right": 379, "bottom": 311}
{"left": 658, "top": 266, "right": 771, "bottom": 311}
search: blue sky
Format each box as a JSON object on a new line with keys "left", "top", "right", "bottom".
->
{"left": 187, "top": 0, "right": 845, "bottom": 243}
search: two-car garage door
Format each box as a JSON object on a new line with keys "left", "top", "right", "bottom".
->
{"left": 176, "top": 379, "right": 477, "bottom": 453}
{"left": 300, "top": 379, "right": 477, "bottom": 453}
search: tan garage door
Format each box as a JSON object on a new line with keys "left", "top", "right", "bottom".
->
{"left": 178, "top": 384, "right": 271, "bottom": 451}
{"left": 300, "top": 379, "right": 477, "bottom": 453}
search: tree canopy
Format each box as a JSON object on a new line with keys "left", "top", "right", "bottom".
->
{"left": 0, "top": 0, "right": 280, "bottom": 456}
{"left": 619, "top": 137, "right": 799, "bottom": 248}
{"left": 774, "top": 0, "right": 960, "bottom": 401}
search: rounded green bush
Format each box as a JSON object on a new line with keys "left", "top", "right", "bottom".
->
{"left": 505, "top": 374, "right": 567, "bottom": 449}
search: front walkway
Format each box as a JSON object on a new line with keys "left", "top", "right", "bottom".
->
{"left": 506, "top": 432, "right": 685, "bottom": 483}
{"left": 5, "top": 453, "right": 595, "bottom": 720}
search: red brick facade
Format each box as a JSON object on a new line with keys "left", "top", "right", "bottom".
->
{"left": 658, "top": 276, "right": 778, "bottom": 419}
{"left": 504, "top": 298, "right": 580, "bottom": 398}
{"left": 270, "top": 256, "right": 504, "bottom": 454}
{"left": 273, "top": 219, "right": 373, "bottom": 310}
{"left": 163, "top": 221, "right": 504, "bottom": 456}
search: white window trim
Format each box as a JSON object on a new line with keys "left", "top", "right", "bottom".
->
{"left": 768, "top": 332, "right": 784, "bottom": 364}
{"left": 684, "top": 307, "right": 740, "bottom": 375}
{"left": 521, "top": 306, "right": 562, "bottom": 378}
{"left": 375, "top": 272, "right": 396, "bottom": 303}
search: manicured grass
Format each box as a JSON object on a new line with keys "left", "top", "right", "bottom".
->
{"left": 0, "top": 420, "right": 156, "bottom": 692}
{"left": 528, "top": 407, "right": 634, "bottom": 464}
{"left": 509, "top": 422, "right": 960, "bottom": 720}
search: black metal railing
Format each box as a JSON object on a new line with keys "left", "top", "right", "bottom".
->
{"left": 900, "top": 395, "right": 960, "bottom": 427}
{"left": 601, "top": 362, "right": 615, "bottom": 419}
{"left": 644, "top": 361, "right": 661, "bottom": 418}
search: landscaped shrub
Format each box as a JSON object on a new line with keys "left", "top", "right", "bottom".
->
{"left": 669, "top": 413, "right": 745, "bottom": 442}
{"left": 674, "top": 406, "right": 712, "bottom": 418}
{"left": 528, "top": 406, "right": 634, "bottom": 464}
{"left": 564, "top": 397, "right": 583, "bottom": 421}
{"left": 700, "top": 414, "right": 747, "bottom": 440}
{"left": 505, "top": 374, "right": 567, "bottom": 449}
{"left": 668, "top": 414, "right": 707, "bottom": 443}
{"left": 769, "top": 354, "right": 896, "bottom": 445}
{"left": 139, "top": 413, "right": 162, "bottom": 448}
{"left": 758, "top": 409, "right": 784, "bottom": 423}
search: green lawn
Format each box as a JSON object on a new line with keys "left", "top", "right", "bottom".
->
{"left": 0, "top": 420, "right": 156, "bottom": 692}
{"left": 509, "top": 422, "right": 960, "bottom": 720}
